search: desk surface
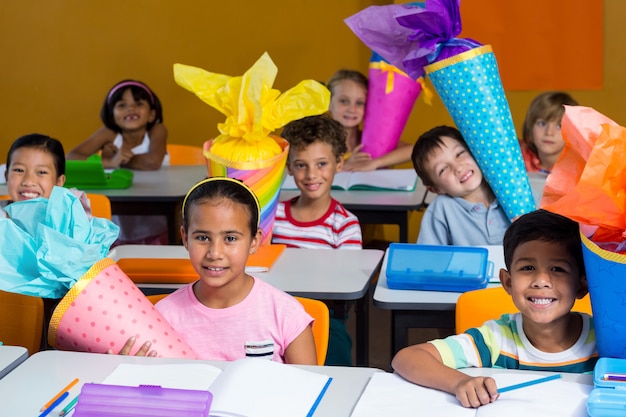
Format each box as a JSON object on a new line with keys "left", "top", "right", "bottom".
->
{"left": 109, "top": 246, "right": 384, "bottom": 300}
{"left": 0, "top": 345, "right": 28, "bottom": 379}
{"left": 0, "top": 350, "right": 382, "bottom": 416}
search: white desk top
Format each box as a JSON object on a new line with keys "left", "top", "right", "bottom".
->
{"left": 0, "top": 345, "right": 28, "bottom": 379}
{"left": 109, "top": 246, "right": 384, "bottom": 300}
{"left": 280, "top": 187, "right": 427, "bottom": 211}
{"left": 373, "top": 246, "right": 505, "bottom": 310}
{"left": 0, "top": 350, "right": 382, "bottom": 416}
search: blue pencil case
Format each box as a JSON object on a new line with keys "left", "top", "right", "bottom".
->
{"left": 73, "top": 383, "right": 213, "bottom": 417}
{"left": 385, "top": 243, "right": 492, "bottom": 292}
{"left": 587, "top": 358, "right": 626, "bottom": 417}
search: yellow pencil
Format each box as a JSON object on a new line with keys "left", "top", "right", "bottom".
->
{"left": 40, "top": 378, "right": 79, "bottom": 411}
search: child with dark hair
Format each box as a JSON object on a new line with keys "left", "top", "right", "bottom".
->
{"left": 392, "top": 209, "right": 596, "bottom": 408}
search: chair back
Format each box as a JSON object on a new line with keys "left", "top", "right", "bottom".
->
{"left": 455, "top": 286, "right": 593, "bottom": 334}
{"left": 0, "top": 290, "right": 44, "bottom": 354}
{"left": 86, "top": 193, "right": 112, "bottom": 220}
{"left": 294, "top": 296, "right": 329, "bottom": 366}
{"left": 167, "top": 144, "right": 205, "bottom": 165}
{"left": 145, "top": 294, "right": 330, "bottom": 365}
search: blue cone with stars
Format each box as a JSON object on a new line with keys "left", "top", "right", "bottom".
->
{"left": 425, "top": 45, "right": 535, "bottom": 220}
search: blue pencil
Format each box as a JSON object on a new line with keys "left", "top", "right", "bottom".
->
{"left": 38, "top": 391, "right": 69, "bottom": 417}
{"left": 498, "top": 374, "right": 562, "bottom": 393}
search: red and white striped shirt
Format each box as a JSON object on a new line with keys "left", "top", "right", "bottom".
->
{"left": 272, "top": 197, "right": 362, "bottom": 249}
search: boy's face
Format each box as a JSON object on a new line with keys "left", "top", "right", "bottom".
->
{"left": 531, "top": 118, "right": 565, "bottom": 158}
{"left": 6, "top": 147, "right": 65, "bottom": 201}
{"left": 287, "top": 141, "right": 342, "bottom": 202}
{"left": 422, "top": 135, "right": 483, "bottom": 199}
{"left": 500, "top": 240, "right": 587, "bottom": 328}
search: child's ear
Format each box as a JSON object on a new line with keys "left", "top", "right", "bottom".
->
{"left": 426, "top": 185, "right": 444, "bottom": 195}
{"left": 56, "top": 174, "right": 66, "bottom": 187}
{"left": 576, "top": 275, "right": 589, "bottom": 299}
{"left": 180, "top": 226, "right": 189, "bottom": 250}
{"left": 499, "top": 268, "right": 513, "bottom": 294}
{"left": 249, "top": 229, "right": 262, "bottom": 254}
{"left": 336, "top": 155, "right": 345, "bottom": 172}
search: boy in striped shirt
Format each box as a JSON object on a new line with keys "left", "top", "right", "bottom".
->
{"left": 273, "top": 114, "right": 363, "bottom": 366}
{"left": 391, "top": 209, "right": 597, "bottom": 408}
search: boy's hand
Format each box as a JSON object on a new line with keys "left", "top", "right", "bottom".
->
{"left": 454, "top": 376, "right": 498, "bottom": 408}
{"left": 107, "top": 336, "right": 158, "bottom": 357}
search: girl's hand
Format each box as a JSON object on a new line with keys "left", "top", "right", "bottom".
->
{"left": 453, "top": 376, "right": 498, "bottom": 408}
{"left": 107, "top": 336, "right": 158, "bottom": 357}
{"left": 343, "top": 145, "right": 372, "bottom": 171}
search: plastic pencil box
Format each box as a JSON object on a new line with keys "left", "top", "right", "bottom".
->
{"left": 65, "top": 154, "right": 134, "bottom": 189}
{"left": 385, "top": 243, "right": 492, "bottom": 292}
{"left": 73, "top": 383, "right": 213, "bottom": 417}
{"left": 587, "top": 358, "right": 626, "bottom": 417}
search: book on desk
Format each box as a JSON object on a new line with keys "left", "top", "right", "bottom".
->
{"left": 97, "top": 359, "right": 332, "bottom": 417}
{"left": 281, "top": 169, "right": 418, "bottom": 192}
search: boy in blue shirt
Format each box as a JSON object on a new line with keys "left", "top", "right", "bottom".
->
{"left": 412, "top": 126, "right": 510, "bottom": 245}
{"left": 392, "top": 209, "right": 596, "bottom": 408}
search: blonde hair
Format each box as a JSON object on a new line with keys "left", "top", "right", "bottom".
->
{"left": 326, "top": 69, "right": 368, "bottom": 97}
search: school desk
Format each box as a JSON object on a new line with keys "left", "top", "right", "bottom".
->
{"left": 0, "top": 350, "right": 382, "bottom": 416}
{"left": 108, "top": 246, "right": 385, "bottom": 366}
{"left": 279, "top": 187, "right": 428, "bottom": 243}
{"left": 373, "top": 246, "right": 505, "bottom": 357}
{"left": 0, "top": 345, "right": 28, "bottom": 379}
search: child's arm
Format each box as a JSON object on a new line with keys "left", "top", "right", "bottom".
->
{"left": 283, "top": 326, "right": 317, "bottom": 365}
{"left": 122, "top": 123, "right": 168, "bottom": 170}
{"left": 67, "top": 127, "right": 117, "bottom": 161}
{"left": 344, "top": 143, "right": 412, "bottom": 172}
{"left": 392, "top": 342, "right": 498, "bottom": 408}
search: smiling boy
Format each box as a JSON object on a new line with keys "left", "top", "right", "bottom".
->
{"left": 391, "top": 209, "right": 597, "bottom": 408}
{"left": 412, "top": 125, "right": 511, "bottom": 245}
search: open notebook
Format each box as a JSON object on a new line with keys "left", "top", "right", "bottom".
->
{"left": 101, "top": 359, "right": 332, "bottom": 417}
{"left": 351, "top": 372, "right": 591, "bottom": 417}
{"left": 282, "top": 169, "right": 418, "bottom": 191}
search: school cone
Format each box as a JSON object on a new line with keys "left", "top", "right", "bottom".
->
{"left": 48, "top": 258, "right": 200, "bottom": 358}
{"left": 361, "top": 53, "right": 422, "bottom": 158}
{"left": 204, "top": 135, "right": 289, "bottom": 245}
{"left": 581, "top": 233, "right": 626, "bottom": 359}
{"left": 425, "top": 45, "right": 535, "bottom": 220}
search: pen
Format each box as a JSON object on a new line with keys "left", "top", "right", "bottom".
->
{"left": 40, "top": 378, "right": 79, "bottom": 411}
{"left": 59, "top": 394, "right": 79, "bottom": 416}
{"left": 603, "top": 373, "right": 626, "bottom": 382}
{"left": 39, "top": 391, "right": 69, "bottom": 417}
{"left": 498, "top": 374, "right": 562, "bottom": 393}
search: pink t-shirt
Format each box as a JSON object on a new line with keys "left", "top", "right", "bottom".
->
{"left": 156, "top": 277, "right": 313, "bottom": 363}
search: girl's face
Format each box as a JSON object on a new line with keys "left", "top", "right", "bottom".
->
{"left": 181, "top": 198, "right": 261, "bottom": 299}
{"left": 531, "top": 118, "right": 565, "bottom": 158}
{"left": 112, "top": 88, "right": 156, "bottom": 133}
{"left": 6, "top": 147, "right": 65, "bottom": 201}
{"left": 329, "top": 79, "right": 367, "bottom": 129}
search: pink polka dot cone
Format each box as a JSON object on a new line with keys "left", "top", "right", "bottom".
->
{"left": 48, "top": 258, "right": 199, "bottom": 358}
{"left": 425, "top": 45, "right": 536, "bottom": 220}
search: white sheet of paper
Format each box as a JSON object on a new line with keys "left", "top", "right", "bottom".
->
{"left": 101, "top": 363, "right": 221, "bottom": 390}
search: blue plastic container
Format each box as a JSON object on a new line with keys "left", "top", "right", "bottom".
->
{"left": 385, "top": 243, "right": 491, "bottom": 292}
{"left": 587, "top": 358, "right": 626, "bottom": 417}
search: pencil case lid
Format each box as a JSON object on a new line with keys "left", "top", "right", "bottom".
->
{"left": 65, "top": 155, "right": 134, "bottom": 189}
{"left": 587, "top": 358, "right": 626, "bottom": 417}
{"left": 73, "top": 383, "right": 213, "bottom": 417}
{"left": 385, "top": 243, "right": 491, "bottom": 292}
{"left": 593, "top": 357, "right": 626, "bottom": 389}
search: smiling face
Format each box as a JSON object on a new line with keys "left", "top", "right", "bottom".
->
{"left": 111, "top": 88, "right": 156, "bottom": 133}
{"left": 329, "top": 79, "right": 366, "bottom": 129}
{"left": 287, "top": 140, "right": 342, "bottom": 204}
{"left": 422, "top": 135, "right": 484, "bottom": 201}
{"left": 500, "top": 240, "right": 586, "bottom": 329}
{"left": 6, "top": 147, "right": 65, "bottom": 201}
{"left": 181, "top": 198, "right": 261, "bottom": 300}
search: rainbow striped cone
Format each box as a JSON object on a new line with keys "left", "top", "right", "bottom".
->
{"left": 361, "top": 59, "right": 422, "bottom": 158}
{"left": 48, "top": 258, "right": 200, "bottom": 358}
{"left": 581, "top": 234, "right": 626, "bottom": 358}
{"left": 425, "top": 45, "right": 535, "bottom": 220}
{"left": 204, "top": 136, "right": 289, "bottom": 245}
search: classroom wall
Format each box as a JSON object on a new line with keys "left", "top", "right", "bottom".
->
{"left": 1, "top": 0, "right": 623, "bottom": 170}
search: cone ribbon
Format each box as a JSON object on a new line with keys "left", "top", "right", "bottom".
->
{"left": 581, "top": 233, "right": 626, "bottom": 358}
{"left": 48, "top": 258, "right": 199, "bottom": 359}
{"left": 425, "top": 45, "right": 535, "bottom": 220}
{"left": 361, "top": 57, "right": 423, "bottom": 158}
{"left": 204, "top": 136, "right": 288, "bottom": 245}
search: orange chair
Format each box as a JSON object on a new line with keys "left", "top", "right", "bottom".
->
{"left": 145, "top": 294, "right": 330, "bottom": 365}
{"left": 0, "top": 290, "right": 44, "bottom": 355}
{"left": 455, "top": 286, "right": 593, "bottom": 334}
{"left": 86, "top": 193, "right": 112, "bottom": 220}
{"left": 167, "top": 144, "right": 205, "bottom": 165}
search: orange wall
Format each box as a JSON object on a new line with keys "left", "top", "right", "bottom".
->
{"left": 0, "top": 0, "right": 622, "bottom": 167}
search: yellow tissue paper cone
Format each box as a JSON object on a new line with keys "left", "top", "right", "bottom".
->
{"left": 174, "top": 52, "right": 330, "bottom": 163}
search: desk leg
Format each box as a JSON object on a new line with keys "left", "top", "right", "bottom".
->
{"left": 110, "top": 201, "right": 182, "bottom": 244}
{"left": 354, "top": 297, "right": 369, "bottom": 367}
{"left": 391, "top": 310, "right": 455, "bottom": 357}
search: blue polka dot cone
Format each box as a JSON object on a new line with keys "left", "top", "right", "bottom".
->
{"left": 425, "top": 45, "right": 535, "bottom": 220}
{"left": 581, "top": 233, "right": 626, "bottom": 358}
